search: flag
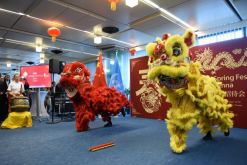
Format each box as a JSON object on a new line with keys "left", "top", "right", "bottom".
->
{"left": 93, "top": 53, "right": 107, "bottom": 88}
{"left": 109, "top": 55, "right": 125, "bottom": 94}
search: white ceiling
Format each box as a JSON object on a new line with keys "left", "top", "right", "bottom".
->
{"left": 0, "top": 0, "right": 246, "bottom": 75}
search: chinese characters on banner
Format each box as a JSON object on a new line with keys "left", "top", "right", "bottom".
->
{"left": 130, "top": 56, "right": 171, "bottom": 120}
{"left": 190, "top": 37, "right": 247, "bottom": 128}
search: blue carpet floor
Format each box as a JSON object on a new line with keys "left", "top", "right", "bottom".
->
{"left": 0, "top": 116, "right": 247, "bottom": 165}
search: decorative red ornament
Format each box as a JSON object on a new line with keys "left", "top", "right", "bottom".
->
{"left": 160, "top": 54, "right": 168, "bottom": 61}
{"left": 47, "top": 27, "right": 61, "bottom": 42}
{"left": 154, "top": 44, "right": 164, "bottom": 55}
{"left": 162, "top": 33, "right": 171, "bottom": 40}
{"left": 129, "top": 48, "right": 136, "bottom": 56}
{"left": 107, "top": 0, "right": 121, "bottom": 11}
{"left": 149, "top": 57, "right": 153, "bottom": 63}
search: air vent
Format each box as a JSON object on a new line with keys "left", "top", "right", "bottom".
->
{"left": 102, "top": 27, "right": 119, "bottom": 34}
{"left": 51, "top": 49, "right": 63, "bottom": 54}
{"left": 26, "top": 61, "right": 34, "bottom": 65}
{"left": 95, "top": 44, "right": 127, "bottom": 52}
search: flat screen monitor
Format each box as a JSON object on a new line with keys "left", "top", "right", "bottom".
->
{"left": 20, "top": 65, "right": 51, "bottom": 88}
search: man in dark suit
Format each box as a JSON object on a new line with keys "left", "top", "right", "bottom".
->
{"left": 0, "top": 76, "right": 6, "bottom": 122}
{"left": 3, "top": 75, "right": 10, "bottom": 120}
{"left": 50, "top": 81, "right": 56, "bottom": 96}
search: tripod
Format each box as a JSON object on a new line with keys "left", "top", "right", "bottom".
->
{"left": 46, "top": 73, "right": 59, "bottom": 124}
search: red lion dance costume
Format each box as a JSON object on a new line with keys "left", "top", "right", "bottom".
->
{"left": 59, "top": 62, "right": 131, "bottom": 131}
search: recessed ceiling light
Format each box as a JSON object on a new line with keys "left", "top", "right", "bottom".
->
{"left": 40, "top": 53, "right": 45, "bottom": 58}
{"left": 7, "top": 63, "right": 11, "bottom": 67}
{"left": 36, "top": 46, "right": 42, "bottom": 52}
{"left": 94, "top": 36, "right": 102, "bottom": 44}
{"left": 126, "top": 0, "right": 138, "bottom": 8}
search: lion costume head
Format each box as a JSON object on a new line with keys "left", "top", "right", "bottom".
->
{"left": 59, "top": 62, "right": 91, "bottom": 99}
{"left": 146, "top": 30, "right": 196, "bottom": 91}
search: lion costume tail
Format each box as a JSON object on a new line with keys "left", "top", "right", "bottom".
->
{"left": 90, "top": 87, "right": 131, "bottom": 121}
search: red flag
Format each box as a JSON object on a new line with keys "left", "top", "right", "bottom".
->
{"left": 93, "top": 53, "right": 107, "bottom": 88}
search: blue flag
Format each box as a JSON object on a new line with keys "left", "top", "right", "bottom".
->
{"left": 109, "top": 55, "right": 125, "bottom": 94}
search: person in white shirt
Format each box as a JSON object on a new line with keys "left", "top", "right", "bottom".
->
{"left": 7, "top": 74, "right": 25, "bottom": 113}
{"left": 8, "top": 74, "right": 24, "bottom": 96}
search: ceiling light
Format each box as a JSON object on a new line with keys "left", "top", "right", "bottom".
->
{"left": 7, "top": 63, "right": 11, "bottom": 67}
{"left": 40, "top": 53, "right": 45, "bottom": 58}
{"left": 36, "top": 46, "right": 42, "bottom": 52}
{"left": 94, "top": 36, "right": 102, "bottom": 44}
{"left": 40, "top": 59, "right": 44, "bottom": 63}
{"left": 141, "top": 0, "right": 196, "bottom": 31}
{"left": 84, "top": 31, "right": 95, "bottom": 35}
{"left": 83, "top": 52, "right": 99, "bottom": 56}
{"left": 141, "top": 0, "right": 159, "bottom": 8}
{"left": 110, "top": 61, "right": 114, "bottom": 65}
{"left": 126, "top": 0, "right": 138, "bottom": 8}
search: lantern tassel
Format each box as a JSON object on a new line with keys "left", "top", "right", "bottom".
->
{"left": 111, "top": 2, "right": 116, "bottom": 11}
{"left": 52, "top": 36, "right": 56, "bottom": 42}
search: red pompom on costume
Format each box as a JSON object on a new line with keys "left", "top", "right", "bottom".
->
{"left": 59, "top": 62, "right": 131, "bottom": 131}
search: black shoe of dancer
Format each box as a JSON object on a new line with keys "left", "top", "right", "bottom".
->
{"left": 104, "top": 121, "right": 112, "bottom": 127}
{"left": 224, "top": 129, "right": 230, "bottom": 136}
{"left": 203, "top": 132, "right": 212, "bottom": 140}
{"left": 121, "top": 108, "right": 126, "bottom": 117}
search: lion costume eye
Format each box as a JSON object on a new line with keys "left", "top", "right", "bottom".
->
{"left": 75, "top": 67, "right": 82, "bottom": 73}
{"left": 172, "top": 44, "right": 182, "bottom": 56}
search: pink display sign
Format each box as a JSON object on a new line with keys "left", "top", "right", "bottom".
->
{"left": 20, "top": 65, "right": 51, "bottom": 88}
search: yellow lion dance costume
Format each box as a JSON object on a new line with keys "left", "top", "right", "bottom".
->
{"left": 146, "top": 30, "right": 234, "bottom": 153}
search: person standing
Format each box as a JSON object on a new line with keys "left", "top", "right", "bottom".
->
{"left": 0, "top": 76, "right": 5, "bottom": 122}
{"left": 50, "top": 81, "right": 56, "bottom": 95}
{"left": 24, "top": 79, "right": 29, "bottom": 96}
{"left": 3, "top": 75, "right": 10, "bottom": 119}
{"left": 7, "top": 74, "right": 25, "bottom": 113}
{"left": 49, "top": 81, "right": 56, "bottom": 113}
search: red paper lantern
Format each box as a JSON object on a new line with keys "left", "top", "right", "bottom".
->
{"left": 129, "top": 48, "right": 136, "bottom": 56}
{"left": 107, "top": 0, "right": 121, "bottom": 11}
{"left": 47, "top": 27, "right": 61, "bottom": 42}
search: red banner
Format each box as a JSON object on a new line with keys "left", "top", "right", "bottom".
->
{"left": 130, "top": 56, "right": 171, "bottom": 120}
{"left": 130, "top": 37, "right": 247, "bottom": 128}
{"left": 190, "top": 37, "right": 247, "bottom": 128}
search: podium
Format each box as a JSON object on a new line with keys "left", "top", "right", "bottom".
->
{"left": 29, "top": 91, "right": 49, "bottom": 122}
